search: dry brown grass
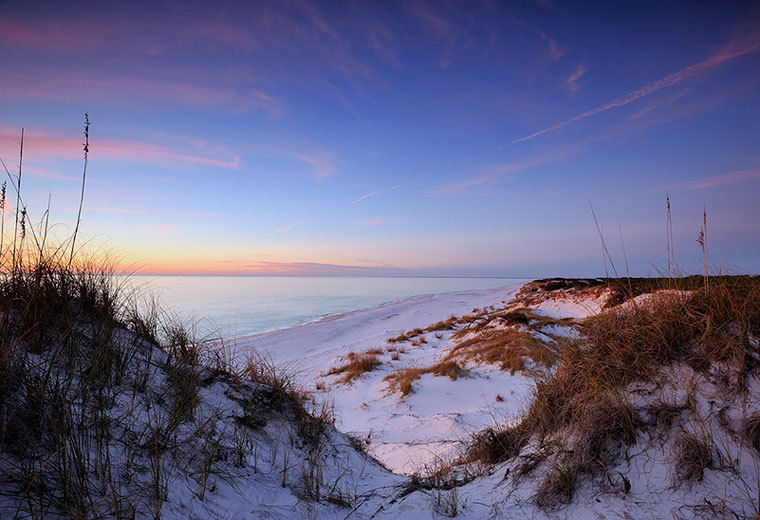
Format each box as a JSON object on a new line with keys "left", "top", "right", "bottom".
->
{"left": 466, "top": 277, "right": 760, "bottom": 508}
{"left": 384, "top": 361, "right": 468, "bottom": 397}
{"left": 674, "top": 432, "right": 713, "bottom": 484}
{"left": 324, "top": 350, "right": 382, "bottom": 384}
{"left": 466, "top": 424, "right": 530, "bottom": 465}
{"left": 446, "top": 329, "right": 557, "bottom": 375}
{"left": 388, "top": 318, "right": 460, "bottom": 345}
{"left": 534, "top": 452, "right": 576, "bottom": 509}
{"left": 742, "top": 414, "right": 760, "bottom": 453}
{"left": 411, "top": 336, "right": 428, "bottom": 346}
{"left": 428, "top": 317, "right": 458, "bottom": 331}
{"left": 649, "top": 400, "right": 686, "bottom": 431}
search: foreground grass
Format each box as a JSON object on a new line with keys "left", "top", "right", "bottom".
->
{"left": 0, "top": 247, "right": 342, "bottom": 517}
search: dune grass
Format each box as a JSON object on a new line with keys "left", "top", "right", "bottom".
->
{"left": 384, "top": 360, "right": 468, "bottom": 397}
{"left": 324, "top": 349, "right": 383, "bottom": 384}
{"left": 465, "top": 275, "right": 760, "bottom": 507}
{"left": 0, "top": 120, "right": 344, "bottom": 518}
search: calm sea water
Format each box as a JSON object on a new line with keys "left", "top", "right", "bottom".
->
{"left": 127, "top": 276, "right": 527, "bottom": 339}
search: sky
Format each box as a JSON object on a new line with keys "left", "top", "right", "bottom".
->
{"left": 0, "top": 0, "right": 758, "bottom": 277}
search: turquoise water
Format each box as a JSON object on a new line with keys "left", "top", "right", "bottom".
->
{"left": 128, "top": 276, "right": 527, "bottom": 339}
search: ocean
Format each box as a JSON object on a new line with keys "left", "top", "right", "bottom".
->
{"left": 127, "top": 275, "right": 528, "bottom": 339}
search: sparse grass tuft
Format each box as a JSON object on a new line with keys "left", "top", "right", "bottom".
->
{"left": 466, "top": 424, "right": 529, "bottom": 465}
{"left": 535, "top": 452, "right": 576, "bottom": 509}
{"left": 743, "top": 414, "right": 760, "bottom": 453}
{"left": 324, "top": 350, "right": 382, "bottom": 384}
{"left": 384, "top": 360, "right": 468, "bottom": 397}
{"left": 674, "top": 432, "right": 713, "bottom": 484}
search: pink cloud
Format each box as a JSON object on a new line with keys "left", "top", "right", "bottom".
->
{"left": 0, "top": 18, "right": 98, "bottom": 52}
{"left": 0, "top": 127, "right": 240, "bottom": 169}
{"left": 505, "top": 30, "right": 760, "bottom": 147}
{"left": 234, "top": 261, "right": 399, "bottom": 276}
{"left": 144, "top": 225, "right": 178, "bottom": 235}
{"left": 96, "top": 143, "right": 240, "bottom": 169}
{"left": 566, "top": 64, "right": 588, "bottom": 95}
{"left": 0, "top": 72, "right": 281, "bottom": 115}
{"left": 684, "top": 169, "right": 760, "bottom": 190}
{"left": 358, "top": 217, "right": 384, "bottom": 228}
{"left": 432, "top": 173, "right": 499, "bottom": 194}
{"left": 407, "top": 3, "right": 452, "bottom": 39}
{"left": 627, "top": 87, "right": 692, "bottom": 120}
{"left": 512, "top": 17, "right": 566, "bottom": 61}
{"left": 284, "top": 152, "right": 335, "bottom": 180}
{"left": 21, "top": 166, "right": 80, "bottom": 182}
{"left": 88, "top": 207, "right": 226, "bottom": 217}
{"left": 0, "top": 11, "right": 261, "bottom": 56}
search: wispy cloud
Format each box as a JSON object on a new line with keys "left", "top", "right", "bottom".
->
{"left": 88, "top": 207, "right": 226, "bottom": 217}
{"left": 0, "top": 18, "right": 98, "bottom": 52}
{"left": 683, "top": 169, "right": 760, "bottom": 190}
{"left": 566, "top": 64, "right": 588, "bottom": 95}
{"left": 239, "top": 261, "right": 399, "bottom": 276}
{"left": 512, "top": 17, "right": 566, "bottom": 61}
{"left": 431, "top": 155, "right": 561, "bottom": 194}
{"left": 96, "top": 143, "right": 241, "bottom": 169}
{"left": 0, "top": 71, "right": 282, "bottom": 116}
{"left": 265, "top": 217, "right": 311, "bottom": 237}
{"left": 0, "top": 127, "right": 241, "bottom": 169}
{"left": 627, "top": 87, "right": 691, "bottom": 120}
{"left": 351, "top": 184, "right": 401, "bottom": 204}
{"left": 144, "top": 225, "right": 178, "bottom": 235}
{"left": 286, "top": 152, "right": 336, "bottom": 180}
{"left": 23, "top": 166, "right": 80, "bottom": 182}
{"left": 431, "top": 174, "right": 498, "bottom": 194}
{"left": 504, "top": 31, "right": 760, "bottom": 147}
{"left": 358, "top": 217, "right": 384, "bottom": 227}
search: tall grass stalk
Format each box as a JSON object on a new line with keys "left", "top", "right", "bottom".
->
{"left": 666, "top": 194, "right": 676, "bottom": 284}
{"left": 12, "top": 128, "right": 23, "bottom": 271}
{"left": 697, "top": 206, "right": 708, "bottom": 294}
{"left": 70, "top": 114, "right": 89, "bottom": 266}
{"left": 0, "top": 181, "right": 6, "bottom": 269}
{"left": 589, "top": 200, "right": 619, "bottom": 283}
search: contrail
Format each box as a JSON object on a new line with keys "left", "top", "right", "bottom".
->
{"left": 351, "top": 184, "right": 401, "bottom": 204}
{"left": 502, "top": 32, "right": 760, "bottom": 148}
{"left": 265, "top": 217, "right": 311, "bottom": 236}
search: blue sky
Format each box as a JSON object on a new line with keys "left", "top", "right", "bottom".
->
{"left": 0, "top": 0, "right": 758, "bottom": 276}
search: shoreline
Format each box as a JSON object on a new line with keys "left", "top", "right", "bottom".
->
{"left": 229, "top": 282, "right": 525, "bottom": 369}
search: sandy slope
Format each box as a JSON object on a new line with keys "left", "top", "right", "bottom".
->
{"left": 6, "top": 280, "right": 758, "bottom": 519}
{"left": 231, "top": 282, "right": 605, "bottom": 474}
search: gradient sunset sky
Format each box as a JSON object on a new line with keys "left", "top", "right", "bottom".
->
{"left": 1, "top": 1, "right": 758, "bottom": 276}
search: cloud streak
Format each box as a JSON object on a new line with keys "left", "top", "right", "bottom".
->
{"left": 0, "top": 71, "right": 282, "bottom": 116}
{"left": 351, "top": 184, "right": 401, "bottom": 204}
{"left": 239, "top": 261, "right": 400, "bottom": 276}
{"left": 431, "top": 155, "right": 561, "bottom": 194}
{"left": 684, "top": 169, "right": 760, "bottom": 190}
{"left": 504, "top": 31, "right": 760, "bottom": 147}
{"left": 566, "top": 64, "right": 588, "bottom": 95}
{"left": 0, "top": 127, "right": 241, "bottom": 169}
{"left": 88, "top": 207, "right": 226, "bottom": 217}
{"left": 265, "top": 217, "right": 311, "bottom": 236}
{"left": 512, "top": 17, "right": 566, "bottom": 61}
